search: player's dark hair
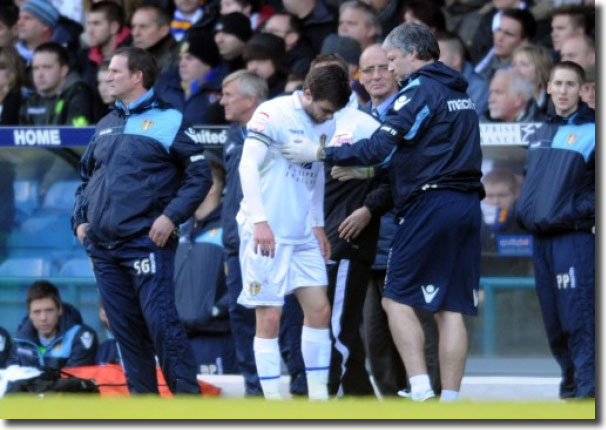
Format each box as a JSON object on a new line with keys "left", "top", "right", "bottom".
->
{"left": 310, "top": 53, "right": 349, "bottom": 74}
{"left": 303, "top": 64, "right": 351, "bottom": 109}
{"left": 26, "top": 280, "right": 61, "bottom": 310}
{"left": 550, "top": 61, "right": 585, "bottom": 85}
{"left": 113, "top": 46, "right": 158, "bottom": 89}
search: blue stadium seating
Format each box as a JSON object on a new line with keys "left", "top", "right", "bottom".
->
{"left": 0, "top": 256, "right": 54, "bottom": 277}
{"left": 58, "top": 257, "right": 95, "bottom": 278}
{"left": 42, "top": 180, "right": 80, "bottom": 212}
{"left": 13, "top": 180, "right": 41, "bottom": 221}
{"left": 9, "top": 212, "right": 76, "bottom": 250}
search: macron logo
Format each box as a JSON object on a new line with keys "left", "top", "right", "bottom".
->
{"left": 421, "top": 284, "right": 439, "bottom": 304}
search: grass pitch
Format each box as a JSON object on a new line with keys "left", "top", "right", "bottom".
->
{"left": 0, "top": 395, "right": 595, "bottom": 420}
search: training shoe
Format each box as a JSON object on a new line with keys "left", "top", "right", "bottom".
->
{"left": 411, "top": 389, "right": 435, "bottom": 402}
{"left": 397, "top": 388, "right": 411, "bottom": 398}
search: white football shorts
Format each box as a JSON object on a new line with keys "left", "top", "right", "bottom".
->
{"left": 237, "top": 228, "right": 328, "bottom": 308}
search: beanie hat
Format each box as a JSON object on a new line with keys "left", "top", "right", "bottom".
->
{"left": 243, "top": 33, "right": 285, "bottom": 65}
{"left": 320, "top": 34, "right": 361, "bottom": 66}
{"left": 21, "top": 0, "right": 59, "bottom": 28}
{"left": 213, "top": 12, "right": 252, "bottom": 42}
{"left": 181, "top": 29, "right": 222, "bottom": 67}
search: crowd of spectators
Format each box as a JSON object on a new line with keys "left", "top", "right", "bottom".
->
{"left": 0, "top": 0, "right": 597, "bottom": 395}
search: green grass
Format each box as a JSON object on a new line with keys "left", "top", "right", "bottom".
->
{"left": 0, "top": 395, "right": 595, "bottom": 420}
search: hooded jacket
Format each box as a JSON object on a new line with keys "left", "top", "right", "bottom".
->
{"left": 72, "top": 88, "right": 212, "bottom": 249}
{"left": 11, "top": 302, "right": 98, "bottom": 370}
{"left": 516, "top": 103, "right": 595, "bottom": 234}
{"left": 324, "top": 61, "right": 485, "bottom": 215}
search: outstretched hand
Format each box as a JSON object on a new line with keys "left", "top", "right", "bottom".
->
{"left": 280, "top": 138, "right": 321, "bottom": 163}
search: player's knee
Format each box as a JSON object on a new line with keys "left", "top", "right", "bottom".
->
{"left": 255, "top": 307, "right": 281, "bottom": 337}
{"left": 305, "top": 300, "right": 331, "bottom": 327}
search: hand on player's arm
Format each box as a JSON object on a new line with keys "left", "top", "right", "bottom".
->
{"left": 253, "top": 221, "right": 275, "bottom": 258}
{"left": 313, "top": 226, "right": 331, "bottom": 261}
{"left": 149, "top": 214, "right": 176, "bottom": 247}
{"left": 338, "top": 206, "right": 372, "bottom": 241}
{"left": 331, "top": 166, "right": 375, "bottom": 181}
{"left": 280, "top": 137, "right": 322, "bottom": 163}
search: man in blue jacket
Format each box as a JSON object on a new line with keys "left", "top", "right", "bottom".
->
{"left": 12, "top": 281, "right": 98, "bottom": 370}
{"left": 72, "top": 47, "right": 212, "bottom": 395}
{"left": 516, "top": 61, "right": 594, "bottom": 399}
{"left": 281, "top": 23, "right": 484, "bottom": 402}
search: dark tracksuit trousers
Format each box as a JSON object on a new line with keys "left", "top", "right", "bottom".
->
{"left": 86, "top": 235, "right": 200, "bottom": 394}
{"left": 533, "top": 232, "right": 595, "bottom": 398}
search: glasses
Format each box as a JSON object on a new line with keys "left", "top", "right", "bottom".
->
{"left": 361, "top": 64, "right": 389, "bottom": 75}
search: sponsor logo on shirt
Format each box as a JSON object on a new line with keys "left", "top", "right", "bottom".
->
{"left": 421, "top": 284, "right": 439, "bottom": 304}
{"left": 80, "top": 331, "right": 94, "bottom": 350}
{"left": 249, "top": 111, "right": 270, "bottom": 133}
{"left": 567, "top": 133, "right": 578, "bottom": 145}
{"left": 249, "top": 281, "right": 261, "bottom": 296}
{"left": 393, "top": 94, "right": 411, "bottom": 111}
{"left": 446, "top": 98, "right": 475, "bottom": 112}
{"left": 141, "top": 119, "right": 154, "bottom": 130}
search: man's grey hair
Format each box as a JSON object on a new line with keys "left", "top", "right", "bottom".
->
{"left": 494, "top": 68, "right": 534, "bottom": 102}
{"left": 382, "top": 23, "right": 440, "bottom": 61}
{"left": 339, "top": 0, "right": 380, "bottom": 33}
{"left": 222, "top": 70, "right": 268, "bottom": 104}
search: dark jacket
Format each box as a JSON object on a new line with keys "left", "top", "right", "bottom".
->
{"left": 11, "top": 303, "right": 98, "bottom": 370}
{"left": 0, "top": 326, "right": 12, "bottom": 368}
{"left": 516, "top": 103, "right": 595, "bottom": 235}
{"left": 19, "top": 73, "right": 94, "bottom": 126}
{"left": 325, "top": 61, "right": 485, "bottom": 216}
{"left": 147, "top": 33, "right": 180, "bottom": 75}
{"left": 221, "top": 123, "right": 245, "bottom": 254}
{"left": 154, "top": 64, "right": 228, "bottom": 126}
{"left": 175, "top": 205, "right": 230, "bottom": 334}
{"left": 0, "top": 88, "right": 23, "bottom": 125}
{"left": 72, "top": 88, "right": 212, "bottom": 249}
{"left": 301, "top": 0, "right": 337, "bottom": 54}
{"left": 284, "top": 39, "right": 314, "bottom": 77}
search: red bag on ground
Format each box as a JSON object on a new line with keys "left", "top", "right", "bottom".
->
{"left": 61, "top": 364, "right": 221, "bottom": 397}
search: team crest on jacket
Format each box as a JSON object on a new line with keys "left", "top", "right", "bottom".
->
{"left": 80, "top": 331, "right": 93, "bottom": 349}
{"left": 567, "top": 133, "right": 578, "bottom": 145}
{"left": 141, "top": 119, "right": 154, "bottom": 131}
{"left": 393, "top": 94, "right": 411, "bottom": 111}
{"left": 249, "top": 281, "right": 261, "bottom": 296}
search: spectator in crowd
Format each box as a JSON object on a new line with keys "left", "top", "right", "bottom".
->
{"left": 320, "top": 35, "right": 366, "bottom": 107}
{"left": 436, "top": 30, "right": 489, "bottom": 116}
{"left": 0, "top": 326, "right": 12, "bottom": 368}
{"left": 0, "top": 46, "right": 26, "bottom": 125}
{"left": 484, "top": 68, "right": 544, "bottom": 123}
{"left": 16, "top": 0, "right": 60, "bottom": 66}
{"left": 262, "top": 12, "right": 314, "bottom": 77}
{"left": 73, "top": 47, "right": 212, "bottom": 394}
{"left": 12, "top": 280, "right": 98, "bottom": 370}
{"left": 338, "top": 0, "right": 381, "bottom": 50}
{"left": 220, "top": 0, "right": 272, "bottom": 31}
{"left": 550, "top": 5, "right": 592, "bottom": 54}
{"left": 170, "top": 0, "right": 205, "bottom": 42}
{"left": 0, "top": 2, "right": 19, "bottom": 49}
{"left": 243, "top": 32, "right": 287, "bottom": 99}
{"left": 512, "top": 44, "right": 553, "bottom": 114}
{"left": 356, "top": 42, "right": 441, "bottom": 398}
{"left": 516, "top": 61, "right": 594, "bottom": 399}
{"left": 78, "top": 1, "right": 131, "bottom": 96}
{"left": 361, "top": 0, "right": 405, "bottom": 37}
{"left": 19, "top": 42, "right": 94, "bottom": 126}
{"left": 213, "top": 12, "right": 252, "bottom": 73}
{"left": 95, "top": 299, "right": 120, "bottom": 365}
{"left": 474, "top": 8, "right": 536, "bottom": 82}
{"left": 482, "top": 167, "right": 520, "bottom": 222}
{"left": 559, "top": 35, "right": 594, "bottom": 69}
{"left": 282, "top": 0, "right": 337, "bottom": 55}
{"left": 580, "top": 64, "right": 594, "bottom": 110}
{"left": 155, "top": 28, "right": 228, "bottom": 126}
{"left": 470, "top": 0, "right": 527, "bottom": 65}
{"left": 131, "top": 4, "right": 179, "bottom": 74}
{"left": 402, "top": 0, "right": 446, "bottom": 32}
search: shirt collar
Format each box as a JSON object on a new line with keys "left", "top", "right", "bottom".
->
{"left": 373, "top": 92, "right": 398, "bottom": 119}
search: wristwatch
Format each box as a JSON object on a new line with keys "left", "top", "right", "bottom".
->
{"left": 317, "top": 147, "right": 326, "bottom": 161}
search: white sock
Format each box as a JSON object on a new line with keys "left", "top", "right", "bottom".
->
{"left": 409, "top": 374, "right": 432, "bottom": 395}
{"left": 440, "top": 389, "right": 459, "bottom": 402}
{"left": 253, "top": 337, "right": 282, "bottom": 400}
{"left": 301, "top": 326, "right": 331, "bottom": 401}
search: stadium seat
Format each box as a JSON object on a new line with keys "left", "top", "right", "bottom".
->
{"left": 42, "top": 180, "right": 80, "bottom": 212}
{"left": 0, "top": 257, "right": 54, "bottom": 277}
{"left": 58, "top": 257, "right": 95, "bottom": 278}
{"left": 9, "top": 212, "right": 76, "bottom": 250}
{"left": 13, "top": 180, "right": 40, "bottom": 220}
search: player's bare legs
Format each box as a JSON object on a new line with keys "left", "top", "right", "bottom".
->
{"left": 382, "top": 297, "right": 434, "bottom": 401}
{"left": 296, "top": 286, "right": 332, "bottom": 400}
{"left": 434, "top": 310, "right": 467, "bottom": 399}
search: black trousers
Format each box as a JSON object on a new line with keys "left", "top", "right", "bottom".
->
{"left": 364, "top": 269, "right": 441, "bottom": 396}
{"left": 326, "top": 259, "right": 374, "bottom": 396}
